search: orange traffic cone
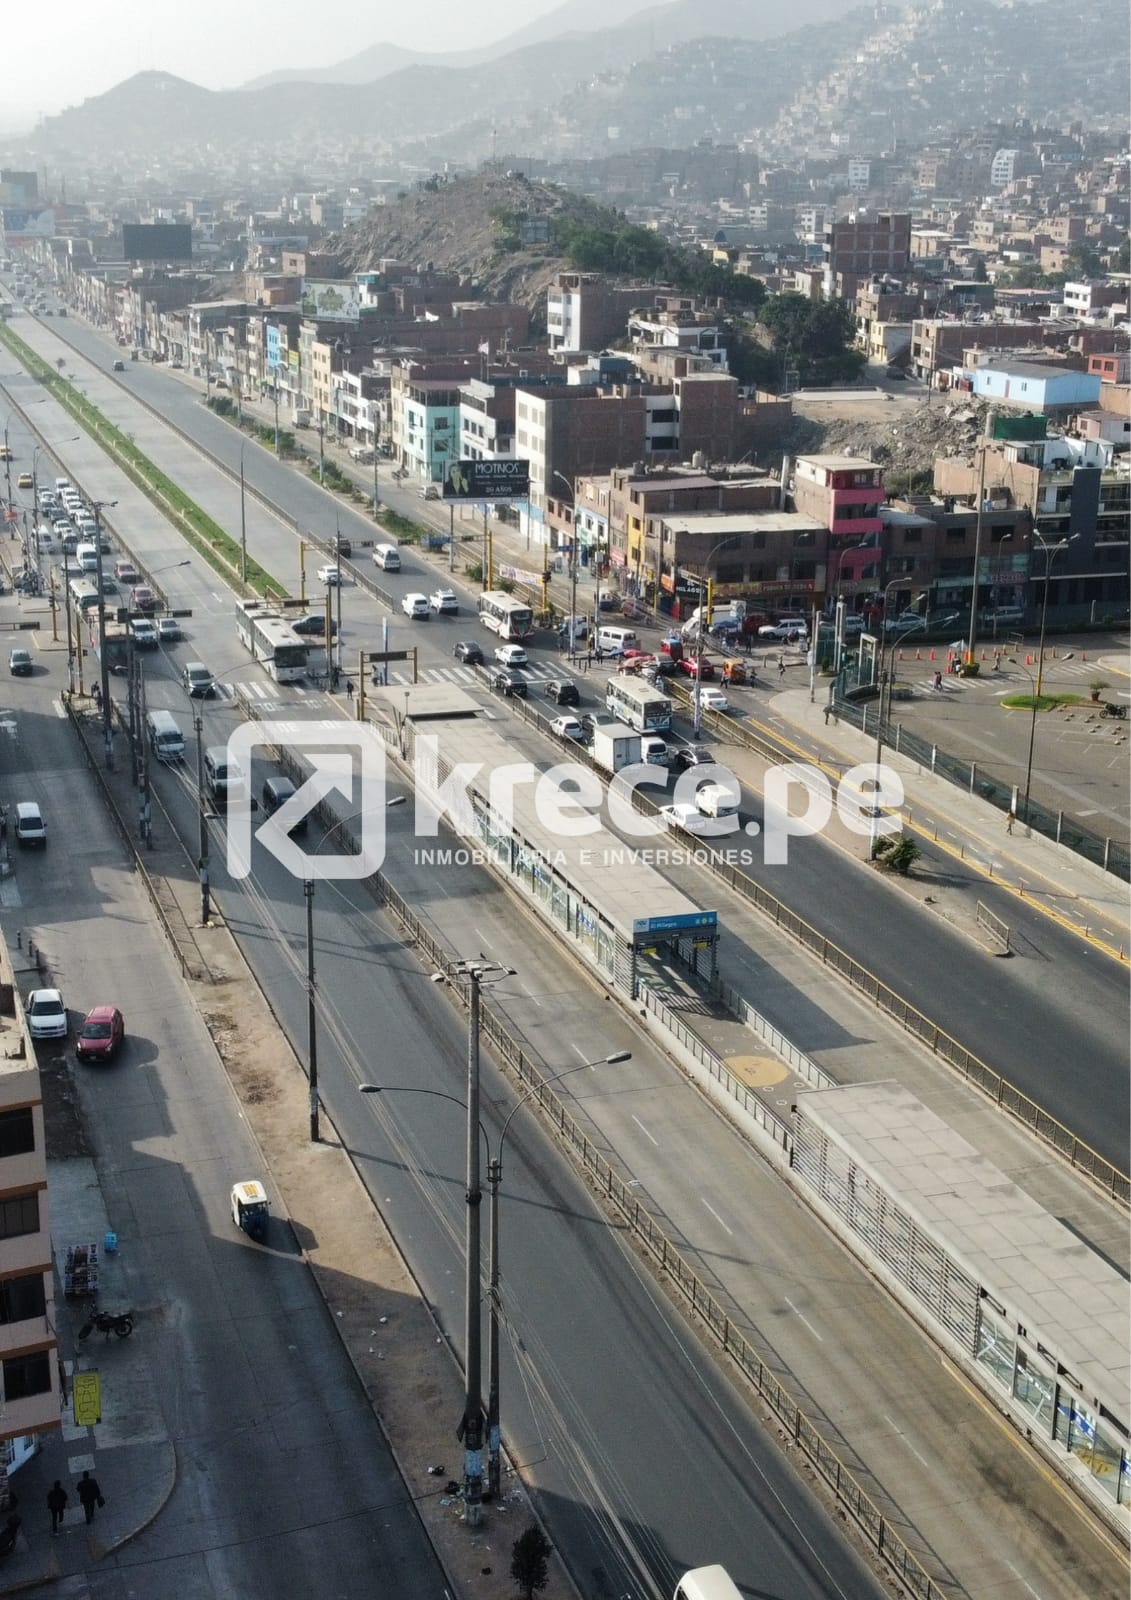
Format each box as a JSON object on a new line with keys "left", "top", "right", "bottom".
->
{"left": 929, "top": 649, "right": 936, "bottom": 660}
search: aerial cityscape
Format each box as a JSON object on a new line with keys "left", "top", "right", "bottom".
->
{"left": 0, "top": 1, "right": 1126, "bottom": 1597}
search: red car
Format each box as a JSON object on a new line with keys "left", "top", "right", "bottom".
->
{"left": 676, "top": 656, "right": 716, "bottom": 680}
{"left": 76, "top": 1006, "right": 125, "bottom": 1062}
{"left": 131, "top": 585, "right": 157, "bottom": 613}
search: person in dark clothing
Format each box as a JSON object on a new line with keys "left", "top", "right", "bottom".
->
{"left": 76, "top": 1472, "right": 103, "bottom": 1525}
{"left": 46, "top": 1481, "right": 67, "bottom": 1534}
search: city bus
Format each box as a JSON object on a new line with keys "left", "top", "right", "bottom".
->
{"left": 68, "top": 577, "right": 102, "bottom": 615}
{"left": 673, "top": 1567, "right": 743, "bottom": 1600}
{"left": 605, "top": 672, "right": 673, "bottom": 733}
{"left": 234, "top": 600, "right": 308, "bottom": 682}
{"left": 477, "top": 591, "right": 534, "bottom": 640}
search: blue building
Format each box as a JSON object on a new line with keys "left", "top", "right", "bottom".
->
{"left": 968, "top": 359, "right": 1102, "bottom": 414}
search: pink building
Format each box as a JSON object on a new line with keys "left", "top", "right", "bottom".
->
{"left": 791, "top": 453, "right": 885, "bottom": 539}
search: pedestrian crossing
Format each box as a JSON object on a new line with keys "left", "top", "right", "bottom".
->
{"left": 218, "top": 660, "right": 571, "bottom": 699}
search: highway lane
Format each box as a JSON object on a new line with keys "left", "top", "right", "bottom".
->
{"left": 135, "top": 678, "right": 889, "bottom": 1600}
{"left": 0, "top": 653, "right": 447, "bottom": 1596}
{"left": 129, "top": 642, "right": 1122, "bottom": 1600}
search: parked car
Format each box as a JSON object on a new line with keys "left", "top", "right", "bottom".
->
{"left": 487, "top": 666, "right": 527, "bottom": 698}
{"left": 76, "top": 1005, "right": 125, "bottom": 1062}
{"left": 883, "top": 613, "right": 927, "bottom": 637}
{"left": 182, "top": 661, "right": 215, "bottom": 697}
{"left": 429, "top": 588, "right": 459, "bottom": 615}
{"left": 544, "top": 679, "right": 580, "bottom": 707}
{"left": 550, "top": 715, "right": 585, "bottom": 740}
{"left": 453, "top": 640, "right": 484, "bottom": 665}
{"left": 26, "top": 988, "right": 67, "bottom": 1040}
{"left": 494, "top": 643, "right": 528, "bottom": 668}
{"left": 14, "top": 801, "right": 47, "bottom": 845}
{"left": 291, "top": 613, "right": 338, "bottom": 636}
{"left": 401, "top": 593, "right": 430, "bottom": 620}
{"left": 671, "top": 746, "right": 717, "bottom": 773}
{"left": 8, "top": 648, "right": 33, "bottom": 676}
{"left": 157, "top": 617, "right": 182, "bottom": 643}
{"left": 841, "top": 615, "right": 866, "bottom": 637}
{"left": 131, "top": 585, "right": 157, "bottom": 613}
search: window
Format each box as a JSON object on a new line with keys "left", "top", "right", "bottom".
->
{"left": 2, "top": 1351, "right": 51, "bottom": 1401}
{"left": 903, "top": 528, "right": 922, "bottom": 544}
{"left": 0, "top": 1195, "right": 39, "bottom": 1241}
{"left": 0, "top": 1109, "right": 34, "bottom": 1160}
{"left": 0, "top": 1274, "right": 45, "bottom": 1325}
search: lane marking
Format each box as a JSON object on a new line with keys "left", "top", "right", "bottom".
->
{"left": 631, "top": 1114, "right": 659, "bottom": 1147}
{"left": 701, "top": 1198, "right": 733, "bottom": 1236}
{"left": 783, "top": 1297, "right": 823, "bottom": 1341}
{"left": 882, "top": 1414, "right": 932, "bottom": 1471}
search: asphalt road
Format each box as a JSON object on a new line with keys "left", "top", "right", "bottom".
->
{"left": 0, "top": 305, "right": 1119, "bottom": 1600}
{"left": 0, "top": 658, "right": 447, "bottom": 1595}
{"left": 5, "top": 298, "right": 1127, "bottom": 1163}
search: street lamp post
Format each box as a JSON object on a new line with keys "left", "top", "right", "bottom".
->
{"left": 965, "top": 413, "right": 995, "bottom": 664}
{"left": 91, "top": 500, "right": 118, "bottom": 767}
{"left": 239, "top": 443, "right": 248, "bottom": 585}
{"left": 194, "top": 710, "right": 210, "bottom": 924}
{"left": 869, "top": 578, "right": 927, "bottom": 854}
{"left": 1032, "top": 529, "right": 1076, "bottom": 698}
{"left": 359, "top": 1045, "right": 630, "bottom": 1509}
{"left": 692, "top": 537, "right": 739, "bottom": 739}
{"left": 551, "top": 471, "right": 576, "bottom": 657}
{"left": 305, "top": 879, "right": 319, "bottom": 1141}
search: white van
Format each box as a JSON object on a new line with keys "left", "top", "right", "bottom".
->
{"left": 76, "top": 543, "right": 99, "bottom": 573}
{"left": 372, "top": 543, "right": 401, "bottom": 572}
{"left": 146, "top": 709, "right": 185, "bottom": 762}
{"left": 641, "top": 735, "right": 669, "bottom": 767}
{"left": 596, "top": 625, "right": 639, "bottom": 657}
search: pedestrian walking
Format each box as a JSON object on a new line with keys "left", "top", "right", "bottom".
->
{"left": 76, "top": 1472, "right": 103, "bottom": 1525}
{"left": 933, "top": 669, "right": 943, "bottom": 691}
{"left": 346, "top": 677, "right": 354, "bottom": 702}
{"left": 1005, "top": 810, "right": 1015, "bottom": 835}
{"left": 46, "top": 1481, "right": 67, "bottom": 1535}
{"left": 778, "top": 655, "right": 786, "bottom": 680}
{"left": 92, "top": 682, "right": 102, "bottom": 709}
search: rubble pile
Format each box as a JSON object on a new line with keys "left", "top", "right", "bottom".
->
{"left": 786, "top": 395, "right": 998, "bottom": 479}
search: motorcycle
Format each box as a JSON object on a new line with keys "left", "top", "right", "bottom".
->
{"left": 78, "top": 1303, "right": 134, "bottom": 1340}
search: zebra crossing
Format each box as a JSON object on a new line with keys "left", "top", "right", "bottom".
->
{"left": 220, "top": 659, "right": 572, "bottom": 701}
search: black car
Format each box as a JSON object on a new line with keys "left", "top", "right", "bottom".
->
{"left": 112, "top": 359, "right": 125, "bottom": 372}
{"left": 453, "top": 641, "right": 485, "bottom": 665}
{"left": 291, "top": 613, "right": 339, "bottom": 637}
{"left": 671, "top": 746, "right": 717, "bottom": 772}
{"left": 544, "top": 679, "right": 580, "bottom": 707}
{"left": 487, "top": 666, "right": 527, "bottom": 698}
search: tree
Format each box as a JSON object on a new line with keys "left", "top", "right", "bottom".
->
{"left": 872, "top": 832, "right": 922, "bottom": 875}
{"left": 1115, "top": 236, "right": 1131, "bottom": 274}
{"left": 1063, "top": 240, "right": 1103, "bottom": 279}
{"left": 511, "top": 1523, "right": 553, "bottom": 1598}
{"left": 757, "top": 293, "right": 865, "bottom": 387}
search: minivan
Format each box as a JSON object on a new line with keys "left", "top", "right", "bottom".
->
{"left": 261, "top": 775, "right": 308, "bottom": 834}
{"left": 641, "top": 735, "right": 669, "bottom": 767}
{"left": 145, "top": 709, "right": 185, "bottom": 762}
{"left": 596, "top": 626, "right": 639, "bottom": 656}
{"left": 76, "top": 543, "right": 99, "bottom": 574}
{"left": 204, "top": 747, "right": 242, "bottom": 809}
{"left": 372, "top": 543, "right": 401, "bottom": 572}
{"left": 14, "top": 801, "right": 46, "bottom": 846}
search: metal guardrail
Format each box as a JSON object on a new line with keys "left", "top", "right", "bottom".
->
{"left": 976, "top": 900, "right": 1012, "bottom": 954}
{"left": 834, "top": 695, "right": 1130, "bottom": 883}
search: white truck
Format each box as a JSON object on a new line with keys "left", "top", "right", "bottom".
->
{"left": 589, "top": 721, "right": 641, "bottom": 775}
{"left": 693, "top": 781, "right": 741, "bottom": 820}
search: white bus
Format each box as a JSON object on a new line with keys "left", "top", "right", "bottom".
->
{"left": 605, "top": 673, "right": 673, "bottom": 733}
{"left": 673, "top": 1567, "right": 743, "bottom": 1600}
{"left": 68, "top": 577, "right": 101, "bottom": 615}
{"left": 235, "top": 600, "right": 308, "bottom": 682}
{"left": 478, "top": 591, "right": 534, "bottom": 641}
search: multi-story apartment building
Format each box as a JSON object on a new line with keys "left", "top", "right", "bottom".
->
{"left": 546, "top": 272, "right": 658, "bottom": 354}
{"left": 822, "top": 211, "right": 911, "bottom": 296}
{"left": 791, "top": 454, "right": 885, "bottom": 539}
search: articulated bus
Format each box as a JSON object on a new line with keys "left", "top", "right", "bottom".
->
{"left": 605, "top": 672, "right": 673, "bottom": 733}
{"left": 673, "top": 1567, "right": 743, "bottom": 1600}
{"left": 234, "top": 599, "right": 308, "bottom": 682}
{"left": 477, "top": 590, "right": 534, "bottom": 641}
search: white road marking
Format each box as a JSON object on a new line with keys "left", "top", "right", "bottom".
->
{"left": 882, "top": 1415, "right": 932, "bottom": 1470}
{"left": 630, "top": 1114, "right": 659, "bottom": 1147}
{"left": 783, "top": 1297, "right": 823, "bottom": 1341}
{"left": 0, "top": 881, "right": 23, "bottom": 908}
{"left": 1005, "top": 1564, "right": 1044, "bottom": 1600}
{"left": 701, "top": 1198, "right": 733, "bottom": 1236}
{"left": 53, "top": 700, "right": 67, "bottom": 718}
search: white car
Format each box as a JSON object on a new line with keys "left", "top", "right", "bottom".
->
{"left": 549, "top": 714, "right": 584, "bottom": 740}
{"left": 429, "top": 588, "right": 459, "bottom": 615}
{"left": 495, "top": 644, "right": 528, "bottom": 668}
{"left": 758, "top": 618, "right": 809, "bottom": 642}
{"left": 698, "top": 687, "right": 730, "bottom": 713}
{"left": 27, "top": 988, "right": 68, "bottom": 1040}
{"left": 130, "top": 618, "right": 159, "bottom": 647}
{"left": 659, "top": 803, "right": 712, "bottom": 837}
{"left": 401, "top": 593, "right": 430, "bottom": 619}
{"left": 317, "top": 564, "right": 344, "bottom": 586}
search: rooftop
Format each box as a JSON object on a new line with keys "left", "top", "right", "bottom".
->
{"left": 665, "top": 510, "right": 826, "bottom": 537}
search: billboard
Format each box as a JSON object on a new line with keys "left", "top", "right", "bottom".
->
{"left": 443, "top": 459, "right": 530, "bottom": 502}
{"left": 300, "top": 280, "right": 359, "bottom": 322}
{"left": 1, "top": 207, "right": 55, "bottom": 243}
{"left": 122, "top": 223, "right": 192, "bottom": 263}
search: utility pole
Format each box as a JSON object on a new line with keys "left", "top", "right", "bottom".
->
{"left": 195, "top": 712, "right": 210, "bottom": 923}
{"left": 459, "top": 964, "right": 486, "bottom": 1527}
{"left": 318, "top": 415, "right": 325, "bottom": 485}
{"left": 137, "top": 661, "right": 152, "bottom": 848}
{"left": 372, "top": 448, "right": 380, "bottom": 517}
{"left": 966, "top": 412, "right": 994, "bottom": 663}
{"left": 305, "top": 880, "right": 319, "bottom": 1142}
{"left": 239, "top": 444, "right": 248, "bottom": 585}
{"left": 91, "top": 500, "right": 117, "bottom": 767}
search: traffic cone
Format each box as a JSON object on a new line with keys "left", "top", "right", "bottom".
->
{"left": 1082, "top": 651, "right": 1088, "bottom": 662}
{"left": 929, "top": 648, "right": 936, "bottom": 660}
{"left": 915, "top": 648, "right": 921, "bottom": 660}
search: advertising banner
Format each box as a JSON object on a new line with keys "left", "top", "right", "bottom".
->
{"left": 443, "top": 459, "right": 530, "bottom": 502}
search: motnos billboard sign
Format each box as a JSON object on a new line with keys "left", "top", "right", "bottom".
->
{"left": 443, "top": 459, "right": 530, "bottom": 501}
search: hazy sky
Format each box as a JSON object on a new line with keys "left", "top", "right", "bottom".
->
{"left": 1, "top": 0, "right": 564, "bottom": 131}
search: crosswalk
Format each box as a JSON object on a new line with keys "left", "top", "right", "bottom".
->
{"left": 222, "top": 659, "right": 570, "bottom": 701}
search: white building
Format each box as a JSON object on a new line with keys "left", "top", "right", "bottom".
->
{"left": 847, "top": 159, "right": 871, "bottom": 192}
{"left": 990, "top": 148, "right": 1019, "bottom": 187}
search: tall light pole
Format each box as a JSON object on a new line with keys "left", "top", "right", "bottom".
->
{"left": 91, "top": 499, "right": 118, "bottom": 766}
{"left": 305, "top": 879, "right": 319, "bottom": 1141}
{"left": 194, "top": 708, "right": 210, "bottom": 924}
{"left": 552, "top": 471, "right": 576, "bottom": 657}
{"left": 272, "top": 365, "right": 281, "bottom": 457}
{"left": 359, "top": 1046, "right": 630, "bottom": 1506}
{"left": 692, "top": 537, "right": 739, "bottom": 738}
{"left": 239, "top": 442, "right": 248, "bottom": 585}
{"left": 965, "top": 412, "right": 995, "bottom": 664}
{"left": 1032, "top": 529, "right": 1076, "bottom": 697}
{"left": 869, "top": 579, "right": 926, "bottom": 854}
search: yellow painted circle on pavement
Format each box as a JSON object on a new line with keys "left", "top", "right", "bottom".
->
{"left": 726, "top": 1053, "right": 789, "bottom": 1089}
